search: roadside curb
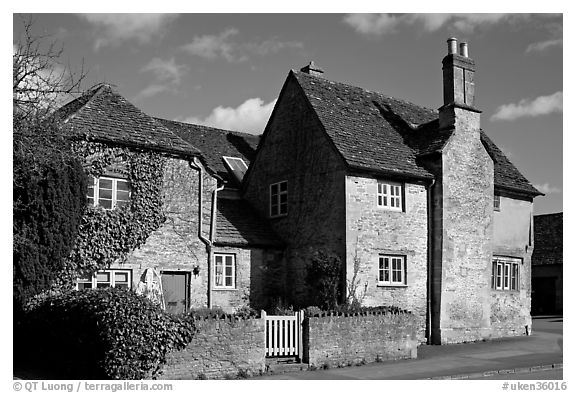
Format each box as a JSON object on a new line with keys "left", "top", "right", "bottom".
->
{"left": 426, "top": 363, "right": 563, "bottom": 380}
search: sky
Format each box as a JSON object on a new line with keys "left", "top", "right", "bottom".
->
{"left": 12, "top": 12, "right": 563, "bottom": 215}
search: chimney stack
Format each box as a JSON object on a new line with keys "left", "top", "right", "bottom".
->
{"left": 439, "top": 37, "right": 479, "bottom": 129}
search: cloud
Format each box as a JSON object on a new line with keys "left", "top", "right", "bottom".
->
{"left": 78, "top": 14, "right": 178, "bottom": 50}
{"left": 181, "top": 28, "right": 302, "bottom": 62}
{"left": 490, "top": 92, "right": 563, "bottom": 121}
{"left": 133, "top": 84, "right": 172, "bottom": 101}
{"left": 533, "top": 183, "right": 562, "bottom": 195}
{"left": 526, "top": 38, "right": 563, "bottom": 53}
{"left": 141, "top": 57, "right": 188, "bottom": 84}
{"left": 183, "top": 98, "right": 276, "bottom": 134}
{"left": 135, "top": 57, "right": 189, "bottom": 100}
{"left": 343, "top": 13, "right": 521, "bottom": 36}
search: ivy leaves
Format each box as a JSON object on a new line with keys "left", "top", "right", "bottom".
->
{"left": 68, "top": 142, "right": 166, "bottom": 278}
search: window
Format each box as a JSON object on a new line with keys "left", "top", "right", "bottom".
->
{"left": 214, "top": 254, "right": 235, "bottom": 289}
{"left": 378, "top": 255, "right": 406, "bottom": 286}
{"left": 222, "top": 156, "right": 248, "bottom": 184}
{"left": 76, "top": 269, "right": 132, "bottom": 290}
{"left": 377, "top": 181, "right": 403, "bottom": 211}
{"left": 494, "top": 194, "right": 501, "bottom": 211}
{"left": 492, "top": 257, "right": 520, "bottom": 291}
{"left": 88, "top": 176, "right": 130, "bottom": 210}
{"left": 270, "top": 181, "right": 288, "bottom": 217}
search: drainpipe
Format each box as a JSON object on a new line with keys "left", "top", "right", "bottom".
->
{"left": 426, "top": 178, "right": 436, "bottom": 345}
{"left": 188, "top": 157, "right": 213, "bottom": 307}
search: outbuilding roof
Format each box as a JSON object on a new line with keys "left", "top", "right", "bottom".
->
{"left": 55, "top": 84, "right": 199, "bottom": 157}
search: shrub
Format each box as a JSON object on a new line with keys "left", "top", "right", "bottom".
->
{"left": 20, "top": 288, "right": 195, "bottom": 379}
{"left": 304, "top": 306, "right": 322, "bottom": 317}
{"left": 234, "top": 305, "right": 258, "bottom": 319}
{"left": 305, "top": 250, "right": 343, "bottom": 310}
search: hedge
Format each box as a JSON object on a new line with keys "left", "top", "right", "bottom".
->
{"left": 19, "top": 288, "right": 195, "bottom": 379}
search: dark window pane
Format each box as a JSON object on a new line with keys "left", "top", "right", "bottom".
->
{"left": 280, "top": 181, "right": 287, "bottom": 192}
{"left": 279, "top": 203, "right": 287, "bottom": 215}
{"left": 116, "top": 201, "right": 129, "bottom": 209}
{"left": 115, "top": 272, "right": 129, "bottom": 283}
{"left": 87, "top": 197, "right": 94, "bottom": 206}
{"left": 77, "top": 283, "right": 92, "bottom": 289}
{"left": 96, "top": 283, "right": 111, "bottom": 288}
{"left": 87, "top": 187, "right": 94, "bottom": 197}
{"left": 271, "top": 184, "right": 278, "bottom": 196}
{"left": 99, "top": 189, "right": 112, "bottom": 199}
{"left": 99, "top": 200, "right": 112, "bottom": 209}
{"left": 279, "top": 193, "right": 287, "bottom": 203}
{"left": 116, "top": 190, "right": 130, "bottom": 201}
{"left": 116, "top": 180, "right": 130, "bottom": 191}
{"left": 225, "top": 266, "right": 232, "bottom": 275}
{"left": 225, "top": 276, "right": 232, "bottom": 287}
{"left": 97, "top": 272, "right": 110, "bottom": 282}
{"left": 99, "top": 179, "right": 113, "bottom": 189}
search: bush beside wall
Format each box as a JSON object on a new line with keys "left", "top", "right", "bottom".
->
{"left": 304, "top": 311, "right": 418, "bottom": 368}
{"left": 159, "top": 316, "right": 266, "bottom": 380}
{"left": 18, "top": 288, "right": 195, "bottom": 379}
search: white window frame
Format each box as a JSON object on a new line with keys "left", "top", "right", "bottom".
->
{"left": 270, "top": 180, "right": 288, "bottom": 218}
{"left": 76, "top": 269, "right": 132, "bottom": 290}
{"left": 214, "top": 253, "right": 236, "bottom": 289}
{"left": 88, "top": 176, "right": 131, "bottom": 210}
{"left": 377, "top": 255, "right": 407, "bottom": 286}
{"left": 492, "top": 257, "right": 520, "bottom": 291}
{"left": 377, "top": 181, "right": 403, "bottom": 211}
{"left": 222, "top": 156, "right": 248, "bottom": 183}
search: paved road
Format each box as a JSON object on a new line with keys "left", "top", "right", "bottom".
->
{"left": 255, "top": 316, "right": 563, "bottom": 380}
{"left": 474, "top": 369, "right": 563, "bottom": 380}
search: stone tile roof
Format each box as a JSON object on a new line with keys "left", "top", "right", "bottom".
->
{"left": 156, "top": 118, "right": 260, "bottom": 183}
{"left": 215, "top": 198, "right": 284, "bottom": 248}
{"left": 55, "top": 84, "right": 199, "bottom": 157}
{"left": 533, "top": 213, "right": 563, "bottom": 266}
{"left": 292, "top": 71, "right": 542, "bottom": 196}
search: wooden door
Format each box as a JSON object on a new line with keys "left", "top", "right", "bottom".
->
{"left": 161, "top": 272, "right": 189, "bottom": 314}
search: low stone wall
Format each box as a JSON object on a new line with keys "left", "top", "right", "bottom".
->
{"left": 158, "top": 316, "right": 265, "bottom": 380}
{"left": 303, "top": 312, "right": 418, "bottom": 368}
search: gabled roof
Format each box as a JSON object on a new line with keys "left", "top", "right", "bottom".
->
{"left": 533, "top": 213, "right": 563, "bottom": 266}
{"left": 156, "top": 118, "right": 260, "bottom": 184}
{"left": 291, "top": 70, "right": 542, "bottom": 196}
{"left": 215, "top": 198, "right": 284, "bottom": 248}
{"left": 55, "top": 84, "right": 199, "bottom": 157}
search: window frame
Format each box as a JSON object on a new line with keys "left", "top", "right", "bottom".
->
{"left": 494, "top": 194, "right": 501, "bottom": 212}
{"left": 269, "top": 180, "right": 288, "bottom": 218}
{"left": 377, "top": 254, "right": 407, "bottom": 286}
{"left": 376, "top": 181, "right": 403, "bottom": 212}
{"left": 76, "top": 269, "right": 132, "bottom": 290}
{"left": 88, "top": 175, "right": 131, "bottom": 210}
{"left": 213, "top": 253, "right": 236, "bottom": 290}
{"left": 491, "top": 256, "right": 521, "bottom": 291}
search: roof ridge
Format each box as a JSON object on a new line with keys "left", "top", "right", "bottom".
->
{"left": 54, "top": 83, "right": 108, "bottom": 124}
{"left": 154, "top": 117, "right": 260, "bottom": 139}
{"left": 292, "top": 69, "right": 437, "bottom": 116}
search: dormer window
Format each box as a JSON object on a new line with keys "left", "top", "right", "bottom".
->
{"left": 223, "top": 156, "right": 248, "bottom": 186}
{"left": 87, "top": 175, "right": 130, "bottom": 210}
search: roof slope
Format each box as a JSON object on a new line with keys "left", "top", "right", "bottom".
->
{"left": 156, "top": 118, "right": 260, "bottom": 183}
{"left": 55, "top": 84, "right": 198, "bottom": 156}
{"left": 292, "top": 70, "right": 542, "bottom": 195}
{"left": 533, "top": 213, "right": 563, "bottom": 266}
{"left": 215, "top": 198, "right": 284, "bottom": 248}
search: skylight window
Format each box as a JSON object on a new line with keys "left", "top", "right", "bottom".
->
{"left": 222, "top": 156, "right": 248, "bottom": 185}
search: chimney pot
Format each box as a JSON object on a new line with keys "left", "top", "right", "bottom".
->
{"left": 459, "top": 42, "right": 469, "bottom": 58}
{"left": 300, "top": 61, "right": 325, "bottom": 77}
{"left": 447, "top": 38, "right": 458, "bottom": 55}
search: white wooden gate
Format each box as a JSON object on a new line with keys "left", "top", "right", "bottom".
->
{"left": 261, "top": 310, "right": 304, "bottom": 358}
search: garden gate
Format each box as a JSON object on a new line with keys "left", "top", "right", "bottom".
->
{"left": 261, "top": 310, "right": 304, "bottom": 358}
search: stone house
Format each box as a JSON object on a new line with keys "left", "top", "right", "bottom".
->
{"left": 242, "top": 38, "right": 542, "bottom": 343}
{"left": 56, "top": 84, "right": 283, "bottom": 314}
{"left": 532, "top": 212, "right": 563, "bottom": 315}
{"left": 55, "top": 38, "right": 542, "bottom": 344}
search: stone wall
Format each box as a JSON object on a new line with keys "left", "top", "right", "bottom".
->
{"left": 491, "top": 196, "right": 533, "bottom": 338}
{"left": 303, "top": 312, "right": 418, "bottom": 368}
{"left": 345, "top": 176, "right": 428, "bottom": 342}
{"left": 159, "top": 317, "right": 266, "bottom": 380}
{"left": 242, "top": 76, "right": 347, "bottom": 306}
